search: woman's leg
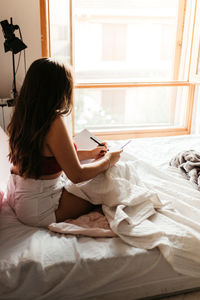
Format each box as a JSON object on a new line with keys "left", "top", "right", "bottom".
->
{"left": 55, "top": 188, "right": 94, "bottom": 222}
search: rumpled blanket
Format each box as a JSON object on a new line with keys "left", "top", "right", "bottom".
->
{"left": 49, "top": 152, "right": 200, "bottom": 277}
{"left": 49, "top": 161, "right": 162, "bottom": 239}
{"left": 169, "top": 149, "right": 200, "bottom": 189}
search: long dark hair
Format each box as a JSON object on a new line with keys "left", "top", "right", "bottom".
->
{"left": 7, "top": 58, "right": 73, "bottom": 178}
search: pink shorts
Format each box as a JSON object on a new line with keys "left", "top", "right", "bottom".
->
{"left": 6, "top": 174, "right": 66, "bottom": 227}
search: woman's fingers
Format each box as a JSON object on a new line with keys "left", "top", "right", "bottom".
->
{"left": 101, "top": 142, "right": 109, "bottom": 150}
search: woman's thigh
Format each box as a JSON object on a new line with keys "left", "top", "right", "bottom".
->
{"left": 55, "top": 188, "right": 94, "bottom": 222}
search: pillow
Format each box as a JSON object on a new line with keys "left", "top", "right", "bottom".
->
{"left": 0, "top": 126, "right": 11, "bottom": 194}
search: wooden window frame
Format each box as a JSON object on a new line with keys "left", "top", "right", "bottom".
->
{"left": 173, "top": 0, "right": 187, "bottom": 80}
{"left": 75, "top": 81, "right": 195, "bottom": 140}
{"left": 40, "top": 0, "right": 51, "bottom": 57}
{"left": 189, "top": 0, "right": 200, "bottom": 82}
{"left": 40, "top": 0, "right": 196, "bottom": 140}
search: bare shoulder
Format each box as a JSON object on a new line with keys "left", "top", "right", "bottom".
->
{"left": 50, "top": 115, "right": 65, "bottom": 131}
{"left": 46, "top": 115, "right": 67, "bottom": 138}
{"left": 45, "top": 115, "right": 72, "bottom": 152}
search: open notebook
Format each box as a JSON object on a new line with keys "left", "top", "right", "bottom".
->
{"left": 73, "top": 129, "right": 103, "bottom": 150}
{"left": 73, "top": 129, "right": 132, "bottom": 151}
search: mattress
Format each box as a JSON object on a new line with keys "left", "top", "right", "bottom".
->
{"left": 1, "top": 134, "right": 200, "bottom": 300}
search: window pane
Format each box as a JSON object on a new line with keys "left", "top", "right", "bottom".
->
{"left": 49, "top": 0, "right": 71, "bottom": 64}
{"left": 74, "top": 0, "right": 180, "bottom": 83}
{"left": 74, "top": 86, "right": 188, "bottom": 132}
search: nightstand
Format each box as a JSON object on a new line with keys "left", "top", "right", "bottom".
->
{"left": 0, "top": 98, "right": 14, "bottom": 131}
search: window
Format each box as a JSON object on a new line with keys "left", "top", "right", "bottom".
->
{"left": 102, "top": 24, "right": 127, "bottom": 61}
{"left": 49, "top": 0, "right": 71, "bottom": 64}
{"left": 40, "top": 0, "right": 199, "bottom": 139}
{"left": 75, "top": 85, "right": 189, "bottom": 131}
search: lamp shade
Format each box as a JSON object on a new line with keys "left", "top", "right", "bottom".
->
{"left": 0, "top": 18, "right": 27, "bottom": 100}
{"left": 0, "top": 19, "right": 27, "bottom": 54}
{"left": 4, "top": 36, "right": 27, "bottom": 54}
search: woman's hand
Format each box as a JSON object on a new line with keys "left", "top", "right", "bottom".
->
{"left": 91, "top": 143, "right": 108, "bottom": 160}
{"left": 106, "top": 149, "right": 122, "bottom": 167}
{"left": 76, "top": 142, "right": 108, "bottom": 161}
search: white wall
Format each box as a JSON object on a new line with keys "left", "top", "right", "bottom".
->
{"left": 0, "top": 0, "right": 41, "bottom": 98}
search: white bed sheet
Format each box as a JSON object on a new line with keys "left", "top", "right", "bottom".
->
{"left": 1, "top": 134, "right": 200, "bottom": 300}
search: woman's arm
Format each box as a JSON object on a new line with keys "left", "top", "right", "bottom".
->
{"left": 46, "top": 116, "right": 121, "bottom": 183}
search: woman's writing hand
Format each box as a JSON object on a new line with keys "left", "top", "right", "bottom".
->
{"left": 91, "top": 142, "right": 108, "bottom": 160}
{"left": 91, "top": 145, "right": 108, "bottom": 160}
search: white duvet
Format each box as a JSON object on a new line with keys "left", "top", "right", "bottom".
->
{"left": 64, "top": 151, "right": 200, "bottom": 278}
{"left": 2, "top": 134, "right": 200, "bottom": 300}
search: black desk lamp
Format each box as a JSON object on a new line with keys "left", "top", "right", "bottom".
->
{"left": 0, "top": 18, "right": 27, "bottom": 103}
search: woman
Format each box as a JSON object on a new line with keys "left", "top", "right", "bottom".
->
{"left": 7, "top": 58, "right": 122, "bottom": 227}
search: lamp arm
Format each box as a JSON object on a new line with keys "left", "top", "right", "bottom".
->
{"left": 12, "top": 51, "right": 17, "bottom": 99}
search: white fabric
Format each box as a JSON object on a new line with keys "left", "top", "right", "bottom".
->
{"left": 65, "top": 161, "right": 163, "bottom": 244}
{"left": 1, "top": 134, "right": 200, "bottom": 300}
{"left": 2, "top": 199, "right": 200, "bottom": 300}
{"left": 0, "top": 126, "right": 11, "bottom": 212}
{"left": 6, "top": 174, "right": 65, "bottom": 227}
{"left": 64, "top": 150, "right": 200, "bottom": 278}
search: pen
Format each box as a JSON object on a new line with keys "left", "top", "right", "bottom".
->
{"left": 90, "top": 136, "right": 104, "bottom": 147}
{"left": 90, "top": 136, "right": 109, "bottom": 152}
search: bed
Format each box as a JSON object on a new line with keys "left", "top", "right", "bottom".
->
{"left": 1, "top": 126, "right": 200, "bottom": 300}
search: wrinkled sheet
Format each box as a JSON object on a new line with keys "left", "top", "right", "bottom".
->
{"left": 49, "top": 160, "right": 162, "bottom": 238}
{"left": 2, "top": 134, "right": 200, "bottom": 300}
{"left": 53, "top": 151, "right": 200, "bottom": 278}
